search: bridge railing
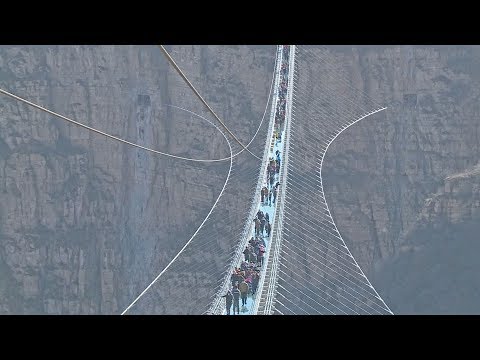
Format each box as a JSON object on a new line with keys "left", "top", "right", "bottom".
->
{"left": 206, "top": 45, "right": 284, "bottom": 315}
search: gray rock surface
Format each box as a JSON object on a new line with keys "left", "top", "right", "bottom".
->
{"left": 322, "top": 45, "right": 480, "bottom": 313}
{"left": 2, "top": 44, "right": 480, "bottom": 314}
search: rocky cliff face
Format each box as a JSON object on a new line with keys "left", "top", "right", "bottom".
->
{"left": 0, "top": 45, "right": 275, "bottom": 314}
{"left": 371, "top": 165, "right": 480, "bottom": 314}
{"left": 2, "top": 44, "right": 480, "bottom": 314}
{"left": 321, "top": 45, "right": 480, "bottom": 313}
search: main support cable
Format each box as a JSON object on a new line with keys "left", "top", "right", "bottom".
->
{"left": 158, "top": 45, "right": 261, "bottom": 161}
{"left": 0, "top": 88, "right": 225, "bottom": 163}
{"left": 0, "top": 46, "right": 276, "bottom": 163}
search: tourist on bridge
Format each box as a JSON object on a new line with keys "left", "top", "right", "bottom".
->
{"left": 274, "top": 182, "right": 281, "bottom": 202}
{"left": 239, "top": 279, "right": 249, "bottom": 307}
{"left": 241, "top": 260, "right": 248, "bottom": 272}
{"left": 269, "top": 172, "right": 275, "bottom": 188}
{"left": 260, "top": 216, "right": 266, "bottom": 236}
{"left": 231, "top": 268, "right": 245, "bottom": 287}
{"left": 245, "top": 273, "right": 252, "bottom": 289}
{"left": 237, "top": 271, "right": 245, "bottom": 284}
{"left": 258, "top": 245, "right": 265, "bottom": 266}
{"left": 232, "top": 284, "right": 241, "bottom": 315}
{"left": 265, "top": 221, "right": 271, "bottom": 238}
{"left": 222, "top": 289, "right": 233, "bottom": 315}
{"left": 254, "top": 217, "right": 261, "bottom": 236}
{"left": 243, "top": 246, "right": 250, "bottom": 262}
{"left": 261, "top": 186, "right": 269, "bottom": 204}
{"left": 251, "top": 272, "right": 259, "bottom": 295}
{"left": 250, "top": 251, "right": 257, "bottom": 264}
{"left": 257, "top": 210, "right": 264, "bottom": 221}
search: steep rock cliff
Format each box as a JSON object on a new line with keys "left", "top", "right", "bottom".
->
{"left": 322, "top": 45, "right": 480, "bottom": 313}
{"left": 372, "top": 164, "right": 480, "bottom": 314}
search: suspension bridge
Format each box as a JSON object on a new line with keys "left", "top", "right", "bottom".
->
{"left": 0, "top": 45, "right": 393, "bottom": 315}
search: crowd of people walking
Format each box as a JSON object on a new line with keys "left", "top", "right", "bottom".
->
{"left": 222, "top": 45, "right": 291, "bottom": 315}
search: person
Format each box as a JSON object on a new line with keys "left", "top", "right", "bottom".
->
{"left": 250, "top": 251, "right": 257, "bottom": 264}
{"left": 258, "top": 245, "right": 265, "bottom": 266}
{"left": 239, "top": 280, "right": 249, "bottom": 307}
{"left": 251, "top": 272, "right": 259, "bottom": 295}
{"left": 222, "top": 289, "right": 233, "bottom": 315}
{"left": 257, "top": 210, "right": 264, "bottom": 221}
{"left": 243, "top": 246, "right": 250, "bottom": 262}
{"left": 259, "top": 235, "right": 266, "bottom": 247}
{"left": 245, "top": 275, "right": 252, "bottom": 294}
{"left": 236, "top": 272, "right": 245, "bottom": 284}
{"left": 254, "top": 217, "right": 261, "bottom": 236}
{"left": 269, "top": 172, "right": 275, "bottom": 188}
{"left": 262, "top": 186, "right": 268, "bottom": 204}
{"left": 241, "top": 260, "right": 248, "bottom": 272}
{"left": 232, "top": 284, "right": 241, "bottom": 315}
{"left": 260, "top": 217, "right": 266, "bottom": 236}
{"left": 265, "top": 221, "right": 271, "bottom": 237}
{"left": 265, "top": 212, "right": 269, "bottom": 223}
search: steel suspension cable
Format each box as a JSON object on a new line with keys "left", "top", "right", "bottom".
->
{"left": 158, "top": 45, "right": 262, "bottom": 161}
